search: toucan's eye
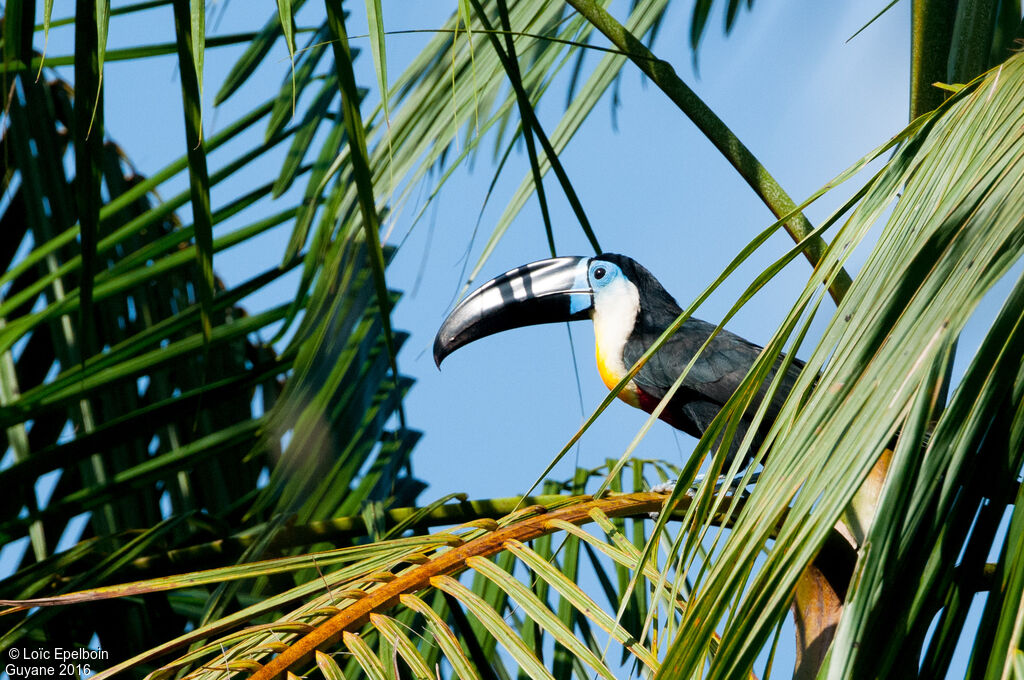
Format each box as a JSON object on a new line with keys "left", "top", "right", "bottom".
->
{"left": 593, "top": 267, "right": 607, "bottom": 281}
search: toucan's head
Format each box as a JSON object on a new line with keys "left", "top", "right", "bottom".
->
{"left": 433, "top": 253, "right": 672, "bottom": 368}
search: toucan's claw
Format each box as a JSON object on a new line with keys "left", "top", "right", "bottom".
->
{"left": 651, "top": 480, "right": 678, "bottom": 495}
{"left": 649, "top": 470, "right": 761, "bottom": 518}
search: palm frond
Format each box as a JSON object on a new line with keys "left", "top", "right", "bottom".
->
{"left": 0, "top": 4, "right": 419, "bottom": 651}
{"left": 9, "top": 461, "right": 710, "bottom": 680}
{"left": 4, "top": 1, "right": 1022, "bottom": 677}
{"left": 657, "top": 52, "right": 1024, "bottom": 680}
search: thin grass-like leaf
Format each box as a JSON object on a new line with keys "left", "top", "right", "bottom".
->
{"left": 457, "top": 0, "right": 480, "bottom": 135}
{"left": 186, "top": 0, "right": 205, "bottom": 96}
{"left": 433, "top": 574, "right": 556, "bottom": 680}
{"left": 0, "top": 32, "right": 269, "bottom": 75}
{"left": 36, "top": 0, "right": 54, "bottom": 77}
{"left": 273, "top": 81, "right": 336, "bottom": 197}
{"left": 0, "top": 204, "right": 298, "bottom": 355}
{"left": 1, "top": 534, "right": 450, "bottom": 613}
{"left": 690, "top": 0, "right": 712, "bottom": 63}
{"left": 0, "top": 419, "right": 265, "bottom": 544}
{"left": 477, "top": 0, "right": 556, "bottom": 255}
{"left": 344, "top": 631, "right": 390, "bottom": 680}
{"left": 467, "top": 556, "right": 617, "bottom": 680}
{"left": 364, "top": 0, "right": 389, "bottom": 124}
{"left": 267, "top": 22, "right": 330, "bottom": 140}
{"left": 369, "top": 613, "right": 434, "bottom": 679}
{"left": 463, "top": 0, "right": 666, "bottom": 288}
{"left": 0, "top": 97, "right": 274, "bottom": 297}
{"left": 847, "top": 0, "right": 901, "bottom": 43}
{"left": 400, "top": 594, "right": 483, "bottom": 680}
{"left": 276, "top": 0, "right": 297, "bottom": 114}
{"left": 73, "top": 0, "right": 106, "bottom": 363}
{"left": 316, "top": 650, "right": 348, "bottom": 680}
{"left": 970, "top": 477, "right": 1024, "bottom": 679}
{"left": 172, "top": 0, "right": 214, "bottom": 344}
{"left": 91, "top": 540, "right": 436, "bottom": 679}
{"left": 0, "top": 514, "right": 193, "bottom": 646}
{"left": 506, "top": 539, "right": 658, "bottom": 670}
{"left": 215, "top": 0, "right": 307, "bottom": 105}
{"left": 324, "top": 0, "right": 404, "bottom": 425}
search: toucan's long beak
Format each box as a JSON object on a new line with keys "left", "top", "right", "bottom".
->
{"left": 434, "top": 256, "right": 593, "bottom": 367}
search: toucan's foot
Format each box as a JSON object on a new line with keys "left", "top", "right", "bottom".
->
{"left": 651, "top": 481, "right": 677, "bottom": 495}
{"left": 648, "top": 471, "right": 761, "bottom": 518}
{"left": 701, "top": 470, "right": 760, "bottom": 495}
{"left": 648, "top": 481, "right": 678, "bottom": 520}
{"left": 650, "top": 475, "right": 709, "bottom": 498}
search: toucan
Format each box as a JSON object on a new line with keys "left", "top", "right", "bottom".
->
{"left": 433, "top": 254, "right": 802, "bottom": 463}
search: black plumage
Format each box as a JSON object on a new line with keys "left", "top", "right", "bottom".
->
{"left": 434, "top": 252, "right": 803, "bottom": 465}
{"left": 601, "top": 254, "right": 802, "bottom": 461}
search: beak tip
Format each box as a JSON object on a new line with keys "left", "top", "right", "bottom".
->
{"left": 431, "top": 256, "right": 591, "bottom": 371}
{"left": 432, "top": 334, "right": 450, "bottom": 369}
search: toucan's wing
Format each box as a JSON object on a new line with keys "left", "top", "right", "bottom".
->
{"left": 626, "top": 318, "right": 801, "bottom": 449}
{"left": 628, "top": 318, "right": 764, "bottom": 405}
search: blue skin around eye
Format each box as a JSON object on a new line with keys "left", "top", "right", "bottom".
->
{"left": 569, "top": 260, "right": 597, "bottom": 315}
{"left": 570, "top": 260, "right": 622, "bottom": 314}
{"left": 590, "top": 262, "right": 619, "bottom": 288}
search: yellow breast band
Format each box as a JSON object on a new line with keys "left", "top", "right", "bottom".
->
{"left": 596, "top": 343, "right": 640, "bottom": 407}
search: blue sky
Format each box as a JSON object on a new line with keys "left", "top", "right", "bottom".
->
{"left": 394, "top": 2, "right": 911, "bottom": 498}
{"left": 23, "top": 2, "right": 914, "bottom": 500}
{"left": 14, "top": 0, "right": 1002, "bottom": 676}
{"left": 40, "top": 0, "right": 912, "bottom": 496}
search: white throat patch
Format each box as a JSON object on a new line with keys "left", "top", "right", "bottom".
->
{"left": 592, "top": 277, "right": 641, "bottom": 391}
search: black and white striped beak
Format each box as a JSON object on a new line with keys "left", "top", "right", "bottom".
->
{"left": 433, "top": 256, "right": 593, "bottom": 367}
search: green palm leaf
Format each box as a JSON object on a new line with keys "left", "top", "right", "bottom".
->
{"left": 658, "top": 53, "right": 1024, "bottom": 680}
{"left": 3, "top": 2, "right": 1023, "bottom": 678}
